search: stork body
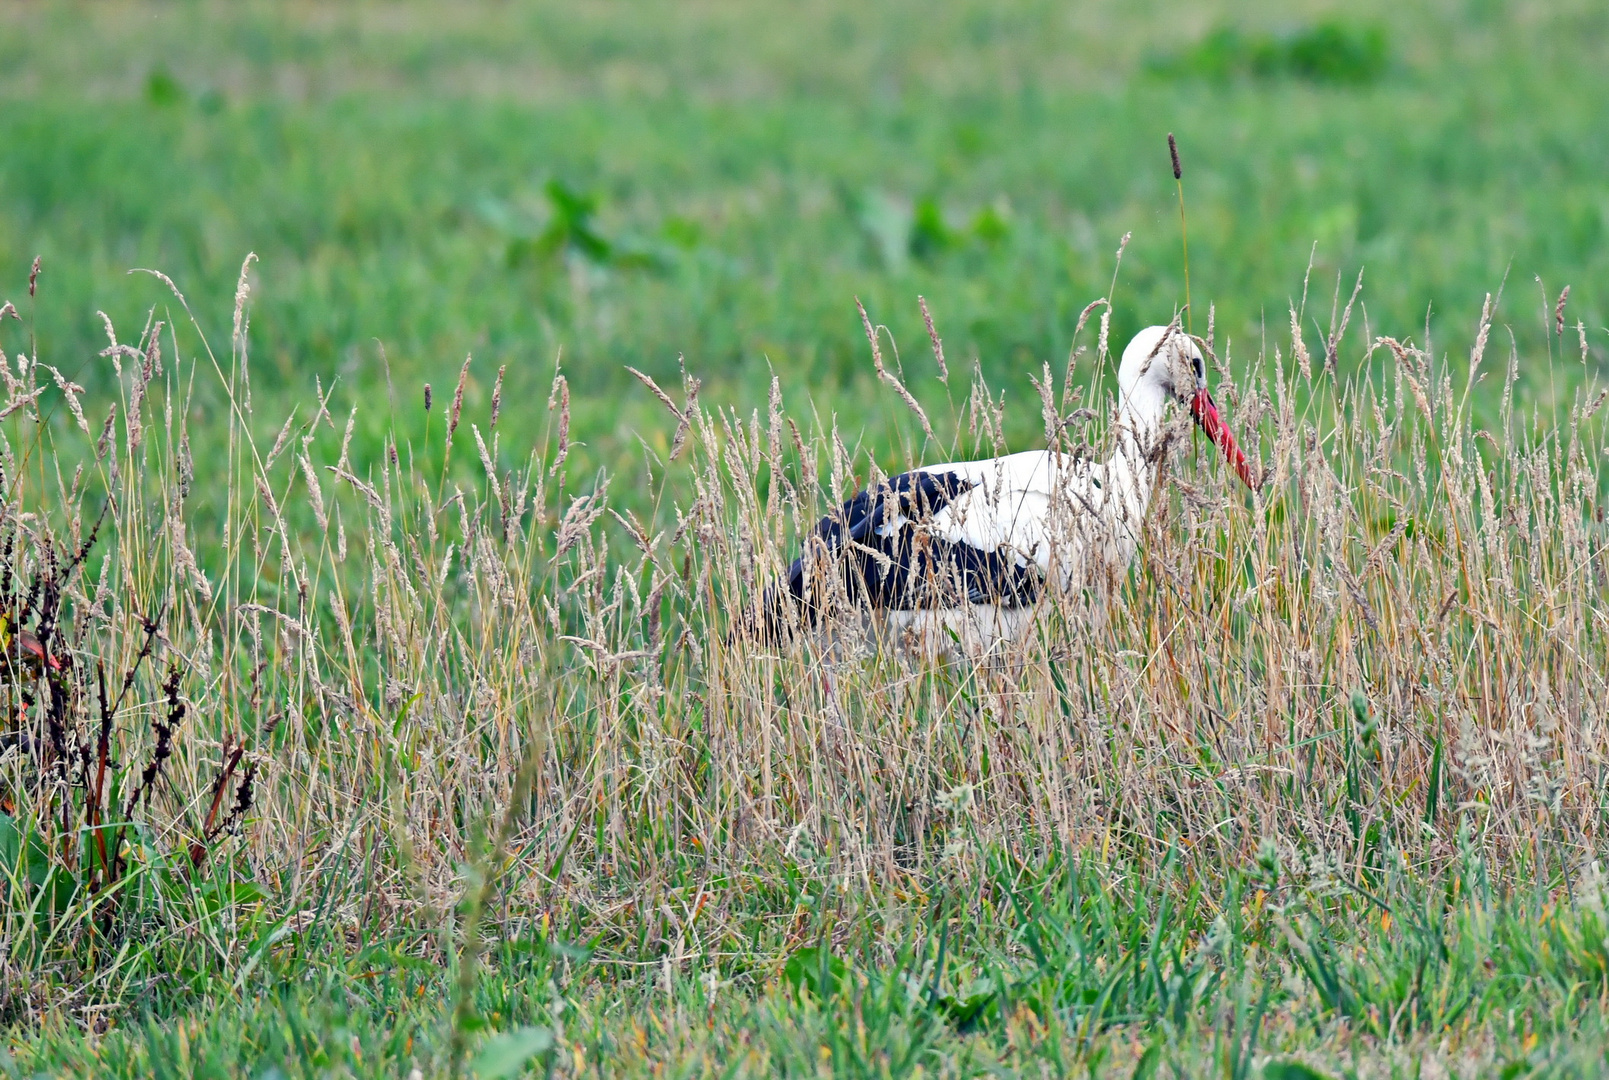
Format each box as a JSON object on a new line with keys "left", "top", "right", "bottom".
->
{"left": 770, "top": 326, "right": 1253, "bottom": 659}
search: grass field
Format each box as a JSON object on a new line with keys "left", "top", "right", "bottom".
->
{"left": 4, "top": 1, "right": 1609, "bottom": 1077}
{"left": 4, "top": 0, "right": 1608, "bottom": 462}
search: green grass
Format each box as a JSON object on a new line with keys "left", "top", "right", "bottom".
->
{"left": 4, "top": 2, "right": 1609, "bottom": 1077}
{"left": 15, "top": 857, "right": 1609, "bottom": 1076}
{"left": 2, "top": 0, "right": 1606, "bottom": 473}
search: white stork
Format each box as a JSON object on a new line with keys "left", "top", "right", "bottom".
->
{"left": 766, "top": 325, "right": 1256, "bottom": 658}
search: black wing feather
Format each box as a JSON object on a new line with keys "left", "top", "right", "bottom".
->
{"left": 765, "top": 469, "right": 1041, "bottom": 636}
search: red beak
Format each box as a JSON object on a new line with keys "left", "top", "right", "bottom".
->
{"left": 1190, "top": 388, "right": 1256, "bottom": 489}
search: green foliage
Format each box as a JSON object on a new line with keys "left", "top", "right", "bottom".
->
{"left": 1153, "top": 22, "right": 1391, "bottom": 86}
{"left": 472, "top": 1026, "right": 555, "bottom": 1080}
{"left": 0, "top": 812, "right": 77, "bottom": 922}
{"left": 143, "top": 65, "right": 187, "bottom": 107}
{"left": 1262, "top": 1062, "right": 1337, "bottom": 1080}
{"left": 782, "top": 941, "right": 848, "bottom": 1000}
{"left": 14, "top": 860, "right": 1609, "bottom": 1075}
{"left": 538, "top": 180, "right": 612, "bottom": 265}
{"left": 908, "top": 197, "right": 952, "bottom": 263}
{"left": 0, "top": 0, "right": 1601, "bottom": 478}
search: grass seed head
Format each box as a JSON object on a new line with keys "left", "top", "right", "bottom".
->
{"left": 449, "top": 353, "right": 471, "bottom": 440}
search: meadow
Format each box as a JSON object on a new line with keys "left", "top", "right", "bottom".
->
{"left": 3, "top": 0, "right": 1609, "bottom": 1076}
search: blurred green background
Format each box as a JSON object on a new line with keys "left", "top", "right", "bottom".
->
{"left": 1, "top": 0, "right": 1605, "bottom": 471}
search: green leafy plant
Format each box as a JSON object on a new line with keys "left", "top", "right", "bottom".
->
{"left": 1151, "top": 21, "right": 1389, "bottom": 85}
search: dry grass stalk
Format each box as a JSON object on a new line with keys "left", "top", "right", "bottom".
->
{"left": 857, "top": 296, "right": 935, "bottom": 443}
{"left": 2, "top": 271, "right": 1607, "bottom": 1028}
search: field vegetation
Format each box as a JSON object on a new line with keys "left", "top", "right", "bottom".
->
{"left": 3, "top": 1, "right": 1609, "bottom": 1076}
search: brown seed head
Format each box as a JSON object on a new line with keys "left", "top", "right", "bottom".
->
{"left": 918, "top": 296, "right": 948, "bottom": 384}
{"left": 423, "top": 383, "right": 432, "bottom": 412}
{"left": 1556, "top": 286, "right": 1570, "bottom": 338}
{"left": 28, "top": 256, "right": 40, "bottom": 297}
{"left": 550, "top": 374, "right": 570, "bottom": 477}
{"left": 1168, "top": 133, "right": 1182, "bottom": 180}
{"left": 449, "top": 353, "right": 471, "bottom": 438}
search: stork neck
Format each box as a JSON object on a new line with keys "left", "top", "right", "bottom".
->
{"left": 1092, "top": 381, "right": 1163, "bottom": 532}
{"left": 1113, "top": 381, "right": 1167, "bottom": 469}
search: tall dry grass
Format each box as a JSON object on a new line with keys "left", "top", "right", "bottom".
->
{"left": 1, "top": 261, "right": 1605, "bottom": 1022}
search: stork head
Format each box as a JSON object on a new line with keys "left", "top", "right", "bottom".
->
{"left": 1118, "top": 325, "right": 1256, "bottom": 489}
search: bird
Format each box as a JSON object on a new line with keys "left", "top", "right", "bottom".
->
{"left": 763, "top": 325, "right": 1256, "bottom": 659}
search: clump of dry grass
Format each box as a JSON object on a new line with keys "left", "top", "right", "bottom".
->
{"left": 1, "top": 260, "right": 1605, "bottom": 1032}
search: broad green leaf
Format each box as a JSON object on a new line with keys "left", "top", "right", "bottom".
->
{"left": 473, "top": 1026, "right": 555, "bottom": 1079}
{"left": 783, "top": 943, "right": 847, "bottom": 999}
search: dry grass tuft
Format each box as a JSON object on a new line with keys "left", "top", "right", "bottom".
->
{"left": 1, "top": 268, "right": 1606, "bottom": 1032}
